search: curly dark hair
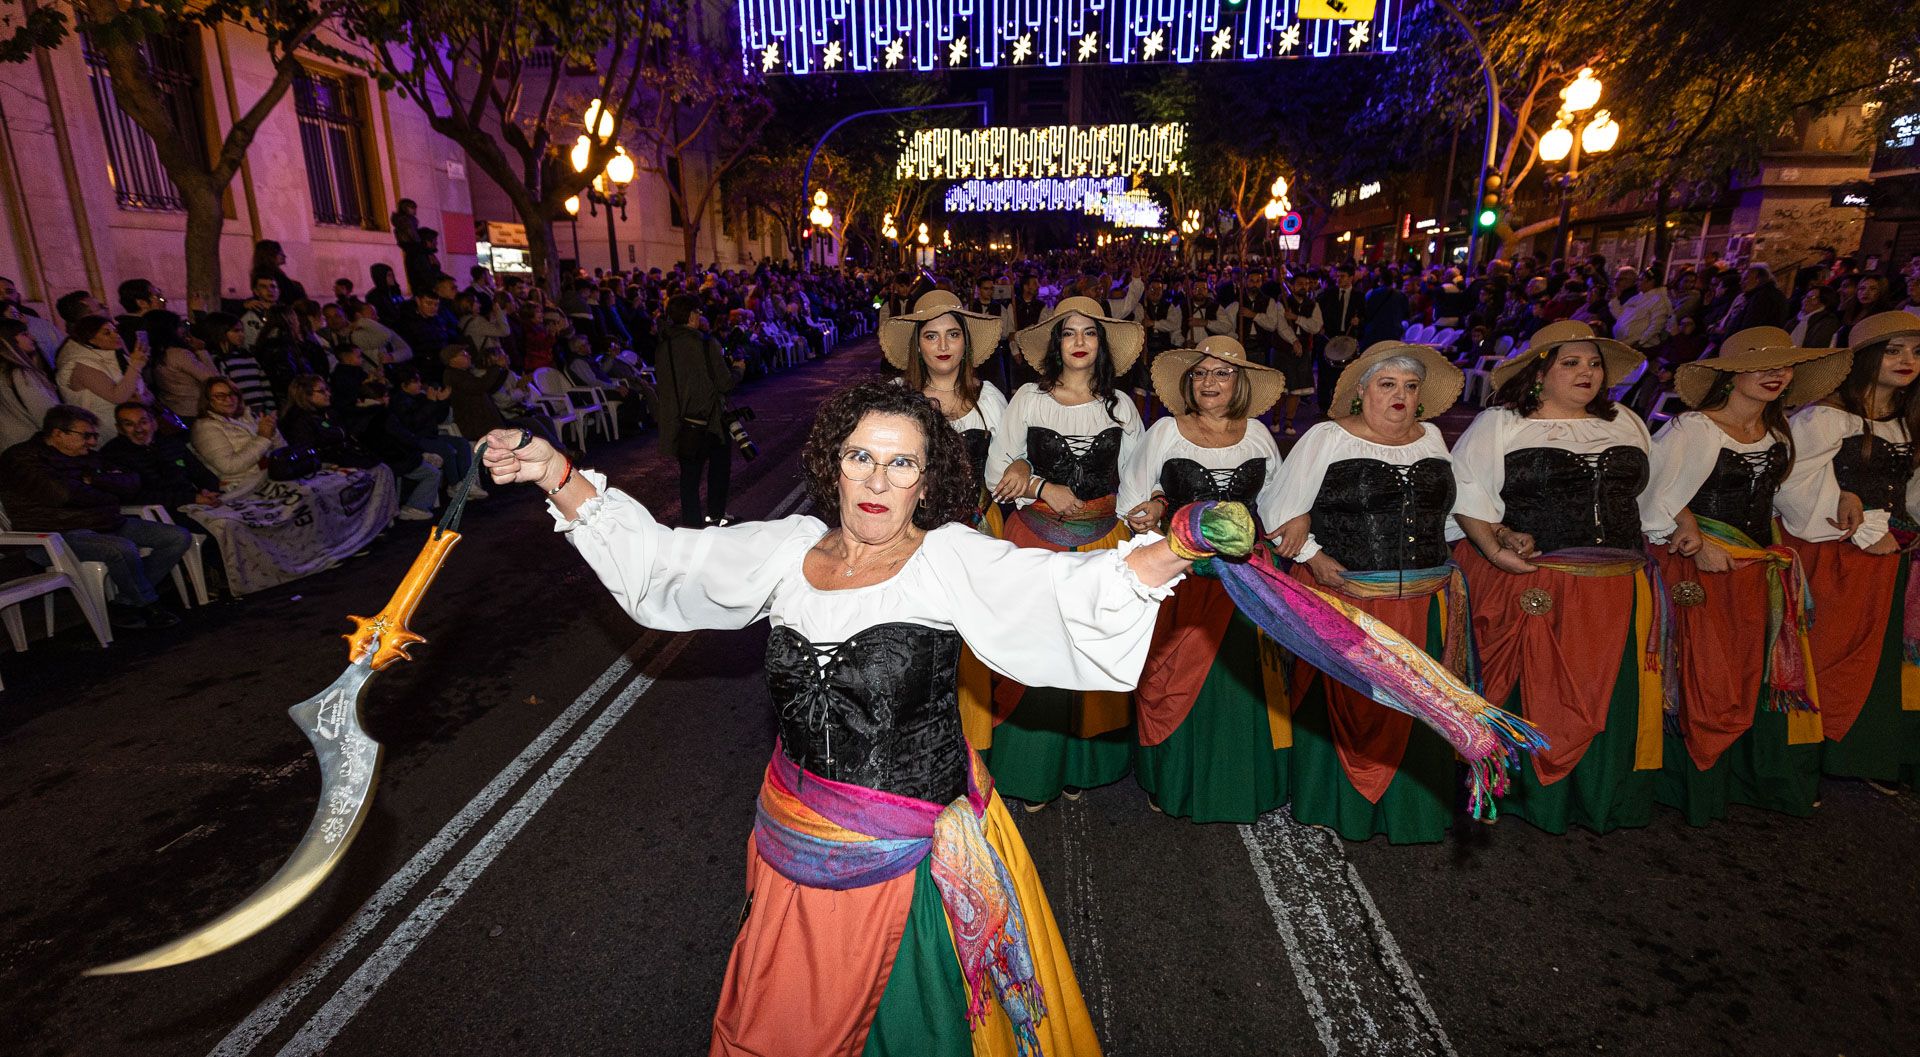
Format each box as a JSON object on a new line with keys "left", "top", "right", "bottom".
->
{"left": 1493, "top": 343, "right": 1619, "bottom": 420}
{"left": 802, "top": 378, "right": 978, "bottom": 530}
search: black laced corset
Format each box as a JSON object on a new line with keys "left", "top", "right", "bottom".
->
{"left": 1832, "top": 432, "right": 1914, "bottom": 514}
{"left": 764, "top": 621, "right": 967, "bottom": 804}
{"left": 1310, "top": 458, "right": 1456, "bottom": 571}
{"left": 1159, "top": 457, "right": 1268, "bottom": 513}
{"left": 1501, "top": 445, "right": 1650, "bottom": 553}
{"left": 1028, "top": 425, "right": 1124, "bottom": 500}
{"left": 959, "top": 427, "right": 992, "bottom": 487}
{"left": 1688, "top": 443, "right": 1787, "bottom": 542}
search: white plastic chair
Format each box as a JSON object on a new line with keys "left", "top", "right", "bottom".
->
{"left": 1609, "top": 360, "right": 1648, "bottom": 403}
{"left": 529, "top": 367, "right": 590, "bottom": 451}
{"left": 0, "top": 519, "right": 114, "bottom": 655}
{"left": 565, "top": 360, "right": 624, "bottom": 440}
{"left": 122, "top": 505, "right": 210, "bottom": 607}
{"left": 1647, "top": 390, "right": 1686, "bottom": 424}
{"left": 1461, "top": 354, "right": 1504, "bottom": 406}
{"left": 1494, "top": 335, "right": 1515, "bottom": 357}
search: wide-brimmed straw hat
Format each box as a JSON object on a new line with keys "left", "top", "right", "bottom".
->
{"left": 1013, "top": 295, "right": 1145, "bottom": 376}
{"left": 1330, "top": 341, "right": 1465, "bottom": 421}
{"left": 1150, "top": 335, "right": 1285, "bottom": 418}
{"left": 1845, "top": 310, "right": 1920, "bottom": 354}
{"left": 1487, "top": 319, "right": 1643, "bottom": 394}
{"left": 1674, "top": 326, "right": 1851, "bottom": 408}
{"left": 879, "top": 291, "right": 1003, "bottom": 371}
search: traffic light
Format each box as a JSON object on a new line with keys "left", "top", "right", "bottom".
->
{"left": 1475, "top": 171, "right": 1504, "bottom": 231}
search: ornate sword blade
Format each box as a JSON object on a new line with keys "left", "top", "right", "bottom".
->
{"left": 85, "top": 648, "right": 385, "bottom": 975}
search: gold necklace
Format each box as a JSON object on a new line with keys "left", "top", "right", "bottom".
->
{"left": 837, "top": 534, "right": 915, "bottom": 578}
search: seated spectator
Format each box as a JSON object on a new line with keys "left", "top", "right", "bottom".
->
{"left": 190, "top": 376, "right": 282, "bottom": 500}
{"left": 255, "top": 303, "right": 333, "bottom": 402}
{"left": 330, "top": 345, "right": 375, "bottom": 408}
{"left": 347, "top": 298, "right": 413, "bottom": 367}
{"left": 152, "top": 320, "right": 220, "bottom": 422}
{"left": 1, "top": 319, "right": 62, "bottom": 450}
{"left": 55, "top": 316, "right": 151, "bottom": 441}
{"left": 278, "top": 374, "right": 438, "bottom": 521}
{"left": 395, "top": 288, "right": 459, "bottom": 384}
{"left": 333, "top": 277, "right": 357, "bottom": 313}
{"left": 192, "top": 313, "right": 276, "bottom": 416}
{"left": 101, "top": 400, "right": 221, "bottom": 517}
{"left": 0, "top": 275, "right": 65, "bottom": 368}
{"left": 439, "top": 344, "right": 559, "bottom": 446}
{"left": 387, "top": 364, "right": 473, "bottom": 485}
{"left": 0, "top": 404, "right": 189, "bottom": 628}
{"left": 459, "top": 290, "right": 513, "bottom": 361}
{"left": 1790, "top": 285, "right": 1843, "bottom": 349}
{"left": 353, "top": 379, "right": 478, "bottom": 504}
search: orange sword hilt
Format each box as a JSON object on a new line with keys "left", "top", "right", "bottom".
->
{"left": 344, "top": 526, "right": 464, "bottom": 670}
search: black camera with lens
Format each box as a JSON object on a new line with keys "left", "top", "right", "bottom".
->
{"left": 725, "top": 404, "right": 758, "bottom": 461}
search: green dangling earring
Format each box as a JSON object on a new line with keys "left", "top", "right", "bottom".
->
{"left": 1349, "top": 395, "right": 1363, "bottom": 416}
{"left": 1528, "top": 382, "right": 1543, "bottom": 400}
{"left": 1415, "top": 403, "right": 1426, "bottom": 418}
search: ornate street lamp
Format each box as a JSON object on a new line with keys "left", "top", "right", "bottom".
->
{"left": 1542, "top": 70, "right": 1621, "bottom": 262}
{"left": 571, "top": 110, "right": 635, "bottom": 272}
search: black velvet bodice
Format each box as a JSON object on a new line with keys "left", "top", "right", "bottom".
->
{"left": 1688, "top": 442, "right": 1788, "bottom": 542}
{"left": 959, "top": 427, "right": 991, "bottom": 485}
{"left": 1028, "top": 425, "right": 1124, "bottom": 500}
{"left": 765, "top": 622, "right": 967, "bottom": 805}
{"left": 1501, "top": 445, "right": 1649, "bottom": 553}
{"left": 1832, "top": 429, "right": 1914, "bottom": 514}
{"left": 1310, "top": 458, "right": 1456, "bottom": 571}
{"left": 1159, "top": 457, "right": 1268, "bottom": 515}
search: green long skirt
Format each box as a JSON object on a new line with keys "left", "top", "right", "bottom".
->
{"left": 981, "top": 688, "right": 1133, "bottom": 804}
{"left": 862, "top": 858, "right": 972, "bottom": 1056}
{"left": 1132, "top": 610, "right": 1290, "bottom": 823}
{"left": 1288, "top": 602, "right": 1456, "bottom": 844}
{"left": 1821, "top": 557, "right": 1920, "bottom": 784}
{"left": 1656, "top": 688, "right": 1821, "bottom": 826}
{"left": 1498, "top": 601, "right": 1655, "bottom": 835}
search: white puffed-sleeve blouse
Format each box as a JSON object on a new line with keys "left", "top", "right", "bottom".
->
{"left": 1638, "top": 411, "right": 1785, "bottom": 544}
{"left": 984, "top": 383, "right": 1144, "bottom": 506}
{"left": 1117, "top": 415, "right": 1288, "bottom": 531}
{"left": 1776, "top": 404, "right": 1917, "bottom": 548}
{"left": 551, "top": 470, "right": 1177, "bottom": 691}
{"left": 1448, "top": 406, "right": 1653, "bottom": 537}
{"left": 1270, "top": 420, "right": 1454, "bottom": 561}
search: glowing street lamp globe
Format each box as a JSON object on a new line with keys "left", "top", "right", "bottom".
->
{"left": 606, "top": 146, "right": 636, "bottom": 186}
{"left": 1538, "top": 123, "right": 1574, "bottom": 163}
{"left": 812, "top": 190, "right": 829, "bottom": 208}
{"left": 1263, "top": 199, "right": 1283, "bottom": 221}
{"left": 1581, "top": 111, "right": 1621, "bottom": 154}
{"left": 570, "top": 135, "right": 593, "bottom": 174}
{"left": 584, "top": 98, "right": 614, "bottom": 140}
{"left": 565, "top": 196, "right": 580, "bottom": 217}
{"left": 1561, "top": 68, "right": 1602, "bottom": 113}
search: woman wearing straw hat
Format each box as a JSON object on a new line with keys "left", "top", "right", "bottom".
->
{"left": 1449, "top": 319, "right": 1660, "bottom": 835}
{"left": 1639, "top": 327, "right": 1851, "bottom": 825}
{"left": 1268, "top": 341, "right": 1465, "bottom": 844}
{"left": 1118, "top": 335, "right": 1292, "bottom": 821}
{"left": 1775, "top": 311, "right": 1920, "bottom": 791}
{"left": 980, "top": 296, "right": 1147, "bottom": 809}
{"left": 880, "top": 290, "right": 1010, "bottom": 531}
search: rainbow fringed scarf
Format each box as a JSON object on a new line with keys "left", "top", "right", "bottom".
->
{"left": 1334, "top": 565, "right": 1481, "bottom": 693}
{"left": 1166, "top": 502, "right": 1547, "bottom": 817}
{"left": 1694, "top": 517, "right": 1818, "bottom": 712}
{"left": 752, "top": 744, "right": 1047, "bottom": 1055}
{"left": 1010, "top": 493, "right": 1119, "bottom": 549}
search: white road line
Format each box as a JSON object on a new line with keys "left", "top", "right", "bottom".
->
{"left": 1238, "top": 814, "right": 1457, "bottom": 1057}
{"left": 211, "top": 478, "right": 810, "bottom": 1057}
{"left": 206, "top": 633, "right": 657, "bottom": 1057}
{"left": 273, "top": 630, "right": 698, "bottom": 1057}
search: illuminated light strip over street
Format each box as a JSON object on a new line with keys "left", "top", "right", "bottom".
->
{"left": 739, "top": 0, "right": 1403, "bottom": 75}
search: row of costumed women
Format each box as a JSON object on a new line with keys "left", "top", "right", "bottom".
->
{"left": 883, "top": 290, "right": 1920, "bottom": 842}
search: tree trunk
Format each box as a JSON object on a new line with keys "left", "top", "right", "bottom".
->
{"left": 1651, "top": 181, "right": 1671, "bottom": 267}
{"left": 180, "top": 181, "right": 227, "bottom": 312}
{"left": 682, "top": 217, "right": 700, "bottom": 272}
{"left": 527, "top": 214, "right": 561, "bottom": 293}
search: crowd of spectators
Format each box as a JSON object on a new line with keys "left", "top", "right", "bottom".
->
{"left": 0, "top": 247, "right": 879, "bottom": 638}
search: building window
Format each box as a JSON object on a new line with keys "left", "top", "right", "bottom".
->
{"left": 83, "top": 30, "right": 209, "bottom": 212}
{"left": 293, "top": 67, "right": 374, "bottom": 228}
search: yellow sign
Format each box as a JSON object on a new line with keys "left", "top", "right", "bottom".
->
{"left": 1299, "top": 0, "right": 1380, "bottom": 19}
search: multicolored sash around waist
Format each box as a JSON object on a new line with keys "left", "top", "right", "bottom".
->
{"left": 752, "top": 743, "right": 1048, "bottom": 1055}
{"left": 1695, "top": 517, "right": 1817, "bottom": 711}
{"left": 1336, "top": 565, "right": 1480, "bottom": 693}
{"left": 1530, "top": 546, "right": 1677, "bottom": 718}
{"left": 1165, "top": 502, "right": 1547, "bottom": 819}
{"left": 1010, "top": 493, "right": 1118, "bottom": 549}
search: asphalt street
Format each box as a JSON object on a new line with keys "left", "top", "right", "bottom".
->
{"left": 3, "top": 337, "right": 1916, "bottom": 1057}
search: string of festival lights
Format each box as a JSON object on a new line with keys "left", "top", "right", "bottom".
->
{"left": 897, "top": 123, "right": 1187, "bottom": 181}
{"left": 739, "top": 0, "right": 1401, "bottom": 76}
{"left": 943, "top": 176, "right": 1130, "bottom": 213}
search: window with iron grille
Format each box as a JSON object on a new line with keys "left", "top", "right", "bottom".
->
{"left": 82, "top": 29, "right": 209, "bottom": 212}
{"left": 294, "top": 67, "right": 373, "bottom": 228}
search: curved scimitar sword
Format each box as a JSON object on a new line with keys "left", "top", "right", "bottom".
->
{"left": 86, "top": 525, "right": 465, "bottom": 975}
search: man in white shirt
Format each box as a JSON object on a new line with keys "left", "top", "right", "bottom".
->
{"left": 1610, "top": 267, "right": 1672, "bottom": 350}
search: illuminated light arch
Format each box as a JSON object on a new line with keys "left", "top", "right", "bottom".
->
{"left": 897, "top": 123, "right": 1187, "bottom": 181}
{"left": 943, "top": 176, "right": 1130, "bottom": 213}
{"left": 739, "top": 0, "right": 1403, "bottom": 75}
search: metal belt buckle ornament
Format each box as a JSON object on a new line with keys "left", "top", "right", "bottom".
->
{"left": 1671, "top": 579, "right": 1706, "bottom": 607}
{"left": 1519, "top": 587, "right": 1554, "bottom": 616}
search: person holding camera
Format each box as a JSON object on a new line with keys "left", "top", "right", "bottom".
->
{"left": 655, "top": 294, "right": 741, "bottom": 527}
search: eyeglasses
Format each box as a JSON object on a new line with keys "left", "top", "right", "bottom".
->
{"left": 1187, "top": 367, "right": 1241, "bottom": 382}
{"left": 58, "top": 427, "right": 101, "bottom": 441}
{"left": 839, "top": 448, "right": 923, "bottom": 489}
